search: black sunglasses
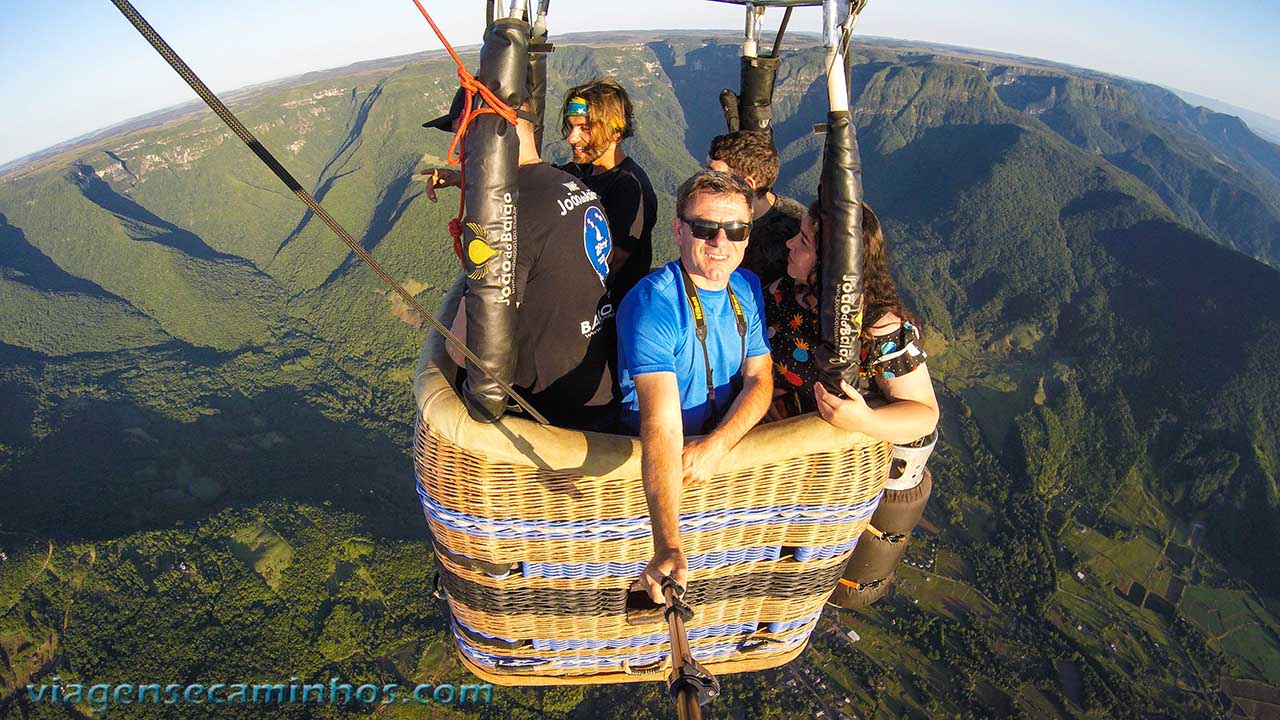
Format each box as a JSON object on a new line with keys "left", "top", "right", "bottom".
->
{"left": 680, "top": 216, "right": 752, "bottom": 242}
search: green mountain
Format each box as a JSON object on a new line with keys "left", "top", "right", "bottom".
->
{"left": 2, "top": 31, "right": 1280, "bottom": 720}
{"left": 992, "top": 68, "right": 1280, "bottom": 268}
{"left": 1172, "top": 87, "right": 1280, "bottom": 145}
{"left": 0, "top": 212, "right": 168, "bottom": 355}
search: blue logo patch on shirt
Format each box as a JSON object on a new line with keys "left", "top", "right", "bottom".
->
{"left": 583, "top": 205, "right": 611, "bottom": 287}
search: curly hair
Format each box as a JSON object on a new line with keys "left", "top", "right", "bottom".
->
{"left": 801, "top": 198, "right": 915, "bottom": 337}
{"left": 707, "top": 131, "right": 780, "bottom": 197}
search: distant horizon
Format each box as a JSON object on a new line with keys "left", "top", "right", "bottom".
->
{"left": 3, "top": 0, "right": 1277, "bottom": 167}
{"left": 4, "top": 27, "right": 1279, "bottom": 173}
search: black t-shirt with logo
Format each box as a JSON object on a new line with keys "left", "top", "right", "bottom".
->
{"left": 558, "top": 156, "right": 657, "bottom": 303}
{"left": 509, "top": 162, "right": 617, "bottom": 428}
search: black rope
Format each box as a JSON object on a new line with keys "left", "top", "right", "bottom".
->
{"left": 108, "top": 0, "right": 549, "bottom": 425}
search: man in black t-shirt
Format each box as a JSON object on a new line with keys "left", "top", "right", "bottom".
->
{"left": 555, "top": 80, "right": 656, "bottom": 303}
{"left": 421, "top": 91, "right": 616, "bottom": 430}
{"left": 707, "top": 131, "right": 806, "bottom": 288}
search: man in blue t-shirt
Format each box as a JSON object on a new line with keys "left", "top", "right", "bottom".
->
{"left": 617, "top": 170, "right": 774, "bottom": 604}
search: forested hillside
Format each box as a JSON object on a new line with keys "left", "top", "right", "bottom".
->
{"left": 2, "top": 32, "right": 1279, "bottom": 719}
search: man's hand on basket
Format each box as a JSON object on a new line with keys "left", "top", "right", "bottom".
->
{"left": 681, "top": 435, "right": 728, "bottom": 488}
{"left": 632, "top": 546, "right": 688, "bottom": 605}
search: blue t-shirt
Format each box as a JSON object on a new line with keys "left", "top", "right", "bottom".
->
{"left": 617, "top": 261, "right": 772, "bottom": 435}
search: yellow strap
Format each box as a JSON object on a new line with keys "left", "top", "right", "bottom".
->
{"left": 864, "top": 523, "right": 908, "bottom": 543}
{"left": 840, "top": 576, "right": 890, "bottom": 591}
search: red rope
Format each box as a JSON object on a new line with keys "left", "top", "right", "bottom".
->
{"left": 411, "top": 0, "right": 521, "bottom": 259}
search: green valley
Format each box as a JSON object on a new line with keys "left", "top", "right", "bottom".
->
{"left": 2, "top": 29, "right": 1279, "bottom": 719}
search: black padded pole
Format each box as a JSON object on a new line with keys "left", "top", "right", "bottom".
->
{"left": 528, "top": 30, "right": 549, "bottom": 153}
{"left": 737, "top": 54, "right": 781, "bottom": 133}
{"left": 460, "top": 19, "right": 530, "bottom": 422}
{"left": 718, "top": 4, "right": 782, "bottom": 134}
{"left": 529, "top": 1, "right": 553, "bottom": 152}
{"left": 815, "top": 109, "right": 864, "bottom": 391}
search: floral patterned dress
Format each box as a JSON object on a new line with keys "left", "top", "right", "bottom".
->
{"left": 764, "top": 277, "right": 927, "bottom": 418}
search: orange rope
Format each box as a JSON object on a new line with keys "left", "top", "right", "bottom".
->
{"left": 411, "top": 0, "right": 518, "bottom": 165}
{"left": 410, "top": 0, "right": 522, "bottom": 259}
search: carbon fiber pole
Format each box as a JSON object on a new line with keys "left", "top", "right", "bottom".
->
{"left": 108, "top": 0, "right": 548, "bottom": 425}
{"left": 770, "top": 6, "right": 793, "bottom": 59}
{"left": 663, "top": 580, "right": 719, "bottom": 719}
{"left": 666, "top": 583, "right": 701, "bottom": 720}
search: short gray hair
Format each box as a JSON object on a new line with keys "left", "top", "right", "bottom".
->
{"left": 675, "top": 170, "right": 753, "bottom": 220}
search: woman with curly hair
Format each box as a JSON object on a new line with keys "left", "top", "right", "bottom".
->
{"left": 764, "top": 199, "right": 938, "bottom": 443}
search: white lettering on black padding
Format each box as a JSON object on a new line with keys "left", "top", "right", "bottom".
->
{"left": 498, "top": 192, "right": 516, "bottom": 305}
{"left": 837, "top": 273, "right": 861, "bottom": 362}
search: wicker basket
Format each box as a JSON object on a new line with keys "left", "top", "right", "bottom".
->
{"left": 414, "top": 278, "right": 891, "bottom": 685}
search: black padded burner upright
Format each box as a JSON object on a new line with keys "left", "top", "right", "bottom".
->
{"left": 460, "top": 19, "right": 530, "bottom": 422}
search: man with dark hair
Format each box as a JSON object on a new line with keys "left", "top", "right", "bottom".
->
{"left": 419, "top": 89, "right": 617, "bottom": 431}
{"left": 617, "top": 170, "right": 774, "bottom": 603}
{"left": 557, "top": 80, "right": 656, "bottom": 303}
{"left": 707, "top": 131, "right": 807, "bottom": 287}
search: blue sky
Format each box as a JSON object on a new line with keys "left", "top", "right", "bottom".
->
{"left": 1, "top": 0, "right": 1277, "bottom": 166}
